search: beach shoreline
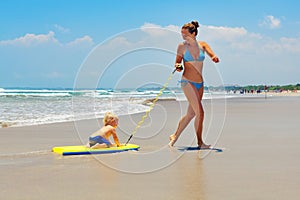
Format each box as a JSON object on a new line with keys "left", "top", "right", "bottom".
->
{"left": 1, "top": 91, "right": 300, "bottom": 129}
{"left": 1, "top": 96, "right": 300, "bottom": 199}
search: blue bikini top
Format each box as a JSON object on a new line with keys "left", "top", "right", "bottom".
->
{"left": 183, "top": 43, "right": 205, "bottom": 62}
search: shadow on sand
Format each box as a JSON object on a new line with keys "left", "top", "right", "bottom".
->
{"left": 177, "top": 146, "right": 223, "bottom": 153}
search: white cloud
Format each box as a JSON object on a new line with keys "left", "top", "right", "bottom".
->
{"left": 141, "top": 22, "right": 180, "bottom": 36}
{"left": 260, "top": 15, "right": 281, "bottom": 29}
{"left": 165, "top": 24, "right": 181, "bottom": 33}
{"left": 66, "top": 35, "right": 94, "bottom": 46}
{"left": 276, "top": 37, "right": 300, "bottom": 53}
{"left": 105, "top": 36, "right": 131, "bottom": 48}
{"left": 0, "top": 32, "right": 94, "bottom": 47}
{"left": 0, "top": 31, "right": 59, "bottom": 46}
{"left": 53, "top": 24, "right": 70, "bottom": 33}
{"left": 103, "top": 22, "right": 300, "bottom": 58}
{"left": 195, "top": 23, "right": 300, "bottom": 54}
{"left": 200, "top": 25, "right": 249, "bottom": 42}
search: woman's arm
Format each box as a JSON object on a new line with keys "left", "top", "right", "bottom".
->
{"left": 175, "top": 44, "right": 184, "bottom": 71}
{"left": 200, "top": 41, "right": 219, "bottom": 63}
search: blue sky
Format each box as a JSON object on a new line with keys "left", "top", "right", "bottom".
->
{"left": 0, "top": 0, "right": 299, "bottom": 88}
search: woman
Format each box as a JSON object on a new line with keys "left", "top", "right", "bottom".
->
{"left": 169, "top": 21, "right": 219, "bottom": 148}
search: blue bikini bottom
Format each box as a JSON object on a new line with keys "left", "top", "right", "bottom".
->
{"left": 179, "top": 80, "right": 204, "bottom": 90}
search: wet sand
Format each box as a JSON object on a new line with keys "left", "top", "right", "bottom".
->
{"left": 1, "top": 96, "right": 300, "bottom": 200}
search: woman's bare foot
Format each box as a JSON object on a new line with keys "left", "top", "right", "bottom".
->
{"left": 168, "top": 134, "right": 177, "bottom": 147}
{"left": 198, "top": 143, "right": 211, "bottom": 149}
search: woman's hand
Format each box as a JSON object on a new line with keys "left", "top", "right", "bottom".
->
{"left": 212, "top": 56, "right": 219, "bottom": 63}
{"left": 175, "top": 63, "right": 183, "bottom": 72}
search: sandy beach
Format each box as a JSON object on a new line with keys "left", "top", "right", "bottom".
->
{"left": 1, "top": 96, "right": 300, "bottom": 200}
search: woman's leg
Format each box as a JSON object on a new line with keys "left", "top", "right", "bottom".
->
{"left": 171, "top": 82, "right": 209, "bottom": 148}
{"left": 169, "top": 104, "right": 195, "bottom": 146}
{"left": 194, "top": 86, "right": 210, "bottom": 148}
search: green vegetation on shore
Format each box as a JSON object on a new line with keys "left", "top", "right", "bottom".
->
{"left": 224, "top": 83, "right": 300, "bottom": 92}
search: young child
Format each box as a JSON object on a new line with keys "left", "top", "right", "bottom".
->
{"left": 88, "top": 112, "right": 121, "bottom": 149}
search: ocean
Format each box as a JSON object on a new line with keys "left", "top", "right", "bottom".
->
{"left": 0, "top": 87, "right": 230, "bottom": 128}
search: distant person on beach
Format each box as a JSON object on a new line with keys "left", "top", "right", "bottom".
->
{"left": 87, "top": 112, "right": 121, "bottom": 148}
{"left": 169, "top": 21, "right": 219, "bottom": 148}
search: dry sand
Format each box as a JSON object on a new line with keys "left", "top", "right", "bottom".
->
{"left": 0, "top": 96, "right": 300, "bottom": 200}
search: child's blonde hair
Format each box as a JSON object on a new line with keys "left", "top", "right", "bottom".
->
{"left": 103, "top": 112, "right": 118, "bottom": 126}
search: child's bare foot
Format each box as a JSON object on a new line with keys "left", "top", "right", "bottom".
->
{"left": 198, "top": 143, "right": 211, "bottom": 149}
{"left": 168, "top": 134, "right": 177, "bottom": 147}
{"left": 86, "top": 143, "right": 91, "bottom": 148}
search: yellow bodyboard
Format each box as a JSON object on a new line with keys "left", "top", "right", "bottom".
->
{"left": 52, "top": 144, "right": 139, "bottom": 155}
